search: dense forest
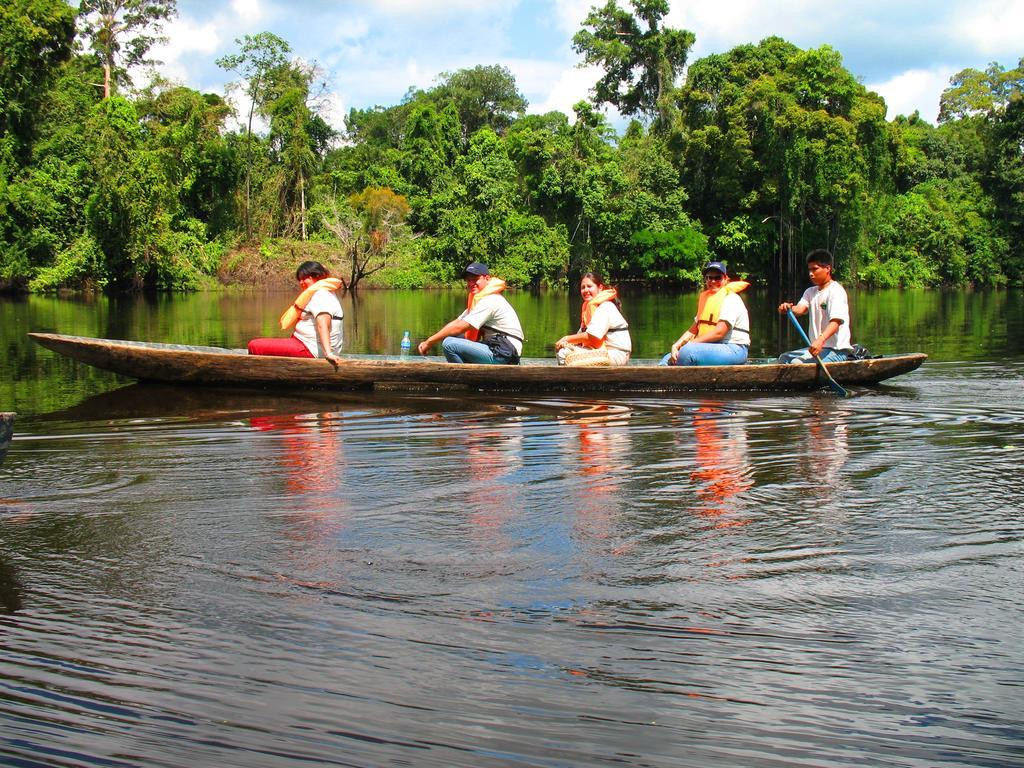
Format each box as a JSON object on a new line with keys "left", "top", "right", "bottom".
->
{"left": 1, "top": 0, "right": 1022, "bottom": 293}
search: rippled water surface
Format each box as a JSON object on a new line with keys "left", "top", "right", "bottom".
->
{"left": 1, "top": 292, "right": 1023, "bottom": 767}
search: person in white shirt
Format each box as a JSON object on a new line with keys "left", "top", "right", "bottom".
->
{"left": 555, "top": 272, "right": 631, "bottom": 366}
{"left": 247, "top": 261, "right": 343, "bottom": 364}
{"left": 660, "top": 261, "right": 751, "bottom": 366}
{"left": 417, "top": 262, "right": 524, "bottom": 364}
{"left": 777, "top": 249, "right": 853, "bottom": 364}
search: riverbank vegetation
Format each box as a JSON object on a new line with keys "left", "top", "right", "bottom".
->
{"left": 1, "top": 0, "right": 1021, "bottom": 293}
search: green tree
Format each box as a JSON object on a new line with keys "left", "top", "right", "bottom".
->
{"left": 430, "top": 64, "right": 528, "bottom": 139}
{"left": 573, "top": 0, "right": 695, "bottom": 126}
{"left": 0, "top": 0, "right": 78, "bottom": 287}
{"left": 216, "top": 32, "right": 291, "bottom": 239}
{"left": 860, "top": 179, "right": 1008, "bottom": 287}
{"left": 134, "top": 79, "right": 237, "bottom": 235}
{"left": 938, "top": 58, "right": 1024, "bottom": 122}
{"left": 4, "top": 56, "right": 102, "bottom": 288}
{"left": 676, "top": 38, "right": 892, "bottom": 284}
{"left": 0, "top": 0, "right": 77, "bottom": 162}
{"left": 77, "top": 0, "right": 177, "bottom": 99}
{"left": 262, "top": 60, "right": 334, "bottom": 240}
{"left": 986, "top": 95, "right": 1024, "bottom": 280}
{"left": 84, "top": 95, "right": 215, "bottom": 291}
{"left": 318, "top": 186, "right": 411, "bottom": 290}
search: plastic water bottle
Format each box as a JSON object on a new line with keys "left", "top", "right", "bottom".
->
{"left": 400, "top": 330, "right": 411, "bottom": 357}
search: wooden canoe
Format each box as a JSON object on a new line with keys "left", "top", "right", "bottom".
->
{"left": 29, "top": 333, "right": 926, "bottom": 394}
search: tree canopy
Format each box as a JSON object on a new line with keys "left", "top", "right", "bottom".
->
{"left": 0, "top": 0, "right": 1020, "bottom": 292}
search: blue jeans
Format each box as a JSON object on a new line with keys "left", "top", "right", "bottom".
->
{"left": 659, "top": 343, "right": 749, "bottom": 366}
{"left": 442, "top": 336, "right": 517, "bottom": 364}
{"left": 778, "top": 347, "right": 852, "bottom": 364}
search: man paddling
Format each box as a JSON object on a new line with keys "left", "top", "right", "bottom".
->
{"left": 777, "top": 249, "right": 854, "bottom": 364}
{"left": 417, "top": 262, "right": 524, "bottom": 364}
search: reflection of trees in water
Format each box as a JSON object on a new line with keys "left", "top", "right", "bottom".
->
{"left": 0, "top": 555, "right": 23, "bottom": 613}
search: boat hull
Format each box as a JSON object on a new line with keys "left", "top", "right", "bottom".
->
{"left": 29, "top": 333, "right": 926, "bottom": 393}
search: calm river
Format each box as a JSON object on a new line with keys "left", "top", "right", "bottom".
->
{"left": 1, "top": 288, "right": 1023, "bottom": 767}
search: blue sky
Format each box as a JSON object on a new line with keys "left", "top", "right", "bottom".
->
{"left": 148, "top": 0, "right": 1024, "bottom": 132}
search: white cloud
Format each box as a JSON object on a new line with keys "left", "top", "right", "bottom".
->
{"left": 955, "top": 0, "right": 1024, "bottom": 57}
{"left": 868, "top": 67, "right": 954, "bottom": 122}
{"left": 230, "top": 0, "right": 267, "bottom": 26}
{"left": 320, "top": 91, "right": 348, "bottom": 135}
{"left": 144, "top": 16, "right": 222, "bottom": 86}
{"left": 551, "top": 0, "right": 594, "bottom": 35}
{"left": 525, "top": 62, "right": 602, "bottom": 117}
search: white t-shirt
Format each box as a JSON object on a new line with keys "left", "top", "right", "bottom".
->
{"left": 796, "top": 281, "right": 851, "bottom": 350}
{"left": 584, "top": 301, "right": 631, "bottom": 353}
{"left": 460, "top": 294, "right": 524, "bottom": 356}
{"left": 293, "top": 289, "right": 344, "bottom": 357}
{"left": 695, "top": 293, "right": 750, "bottom": 346}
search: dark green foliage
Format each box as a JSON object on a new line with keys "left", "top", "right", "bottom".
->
{"left": 985, "top": 95, "right": 1024, "bottom": 280}
{"left": 0, "top": 13, "right": 1020, "bottom": 293}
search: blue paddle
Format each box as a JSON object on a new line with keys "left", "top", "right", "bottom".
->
{"left": 785, "top": 309, "right": 850, "bottom": 397}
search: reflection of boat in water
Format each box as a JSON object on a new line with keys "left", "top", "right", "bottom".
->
{"left": 30, "top": 333, "right": 927, "bottom": 394}
{"left": 0, "top": 412, "right": 14, "bottom": 464}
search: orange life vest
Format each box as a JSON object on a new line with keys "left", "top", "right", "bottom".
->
{"left": 695, "top": 280, "right": 749, "bottom": 335}
{"left": 579, "top": 288, "right": 620, "bottom": 349}
{"left": 464, "top": 277, "right": 507, "bottom": 342}
{"left": 279, "top": 278, "right": 344, "bottom": 330}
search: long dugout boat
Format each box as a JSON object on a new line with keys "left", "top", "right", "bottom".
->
{"left": 29, "top": 333, "right": 926, "bottom": 394}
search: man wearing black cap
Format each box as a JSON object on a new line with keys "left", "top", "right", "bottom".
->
{"left": 417, "top": 262, "right": 525, "bottom": 364}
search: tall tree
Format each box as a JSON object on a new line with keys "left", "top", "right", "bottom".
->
{"left": 0, "top": 0, "right": 78, "bottom": 287}
{"left": 572, "top": 0, "right": 695, "bottom": 127}
{"left": 216, "top": 32, "right": 291, "bottom": 240}
{"left": 938, "top": 59, "right": 1024, "bottom": 122}
{"left": 430, "top": 65, "right": 528, "bottom": 139}
{"left": 676, "top": 39, "right": 891, "bottom": 284}
{"left": 77, "top": 0, "right": 177, "bottom": 99}
{"left": 135, "top": 79, "right": 236, "bottom": 235}
{"left": 0, "top": 0, "right": 77, "bottom": 161}
{"left": 264, "top": 60, "right": 333, "bottom": 240}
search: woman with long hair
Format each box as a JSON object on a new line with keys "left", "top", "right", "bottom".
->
{"left": 554, "top": 271, "right": 631, "bottom": 367}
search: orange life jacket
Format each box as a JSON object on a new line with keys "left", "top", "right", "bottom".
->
{"left": 579, "top": 288, "right": 620, "bottom": 349}
{"left": 279, "top": 278, "right": 344, "bottom": 330}
{"left": 464, "top": 277, "right": 507, "bottom": 342}
{"left": 695, "top": 280, "right": 749, "bottom": 335}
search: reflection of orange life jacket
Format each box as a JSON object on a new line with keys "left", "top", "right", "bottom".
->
{"left": 580, "top": 288, "right": 620, "bottom": 349}
{"left": 464, "top": 278, "right": 507, "bottom": 342}
{"left": 695, "top": 281, "right": 749, "bottom": 334}
{"left": 691, "top": 406, "right": 754, "bottom": 519}
{"left": 279, "top": 278, "right": 344, "bottom": 330}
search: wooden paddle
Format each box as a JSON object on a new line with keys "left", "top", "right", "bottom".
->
{"left": 785, "top": 309, "right": 851, "bottom": 397}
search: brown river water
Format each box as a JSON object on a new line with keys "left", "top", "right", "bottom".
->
{"left": 1, "top": 288, "right": 1022, "bottom": 767}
